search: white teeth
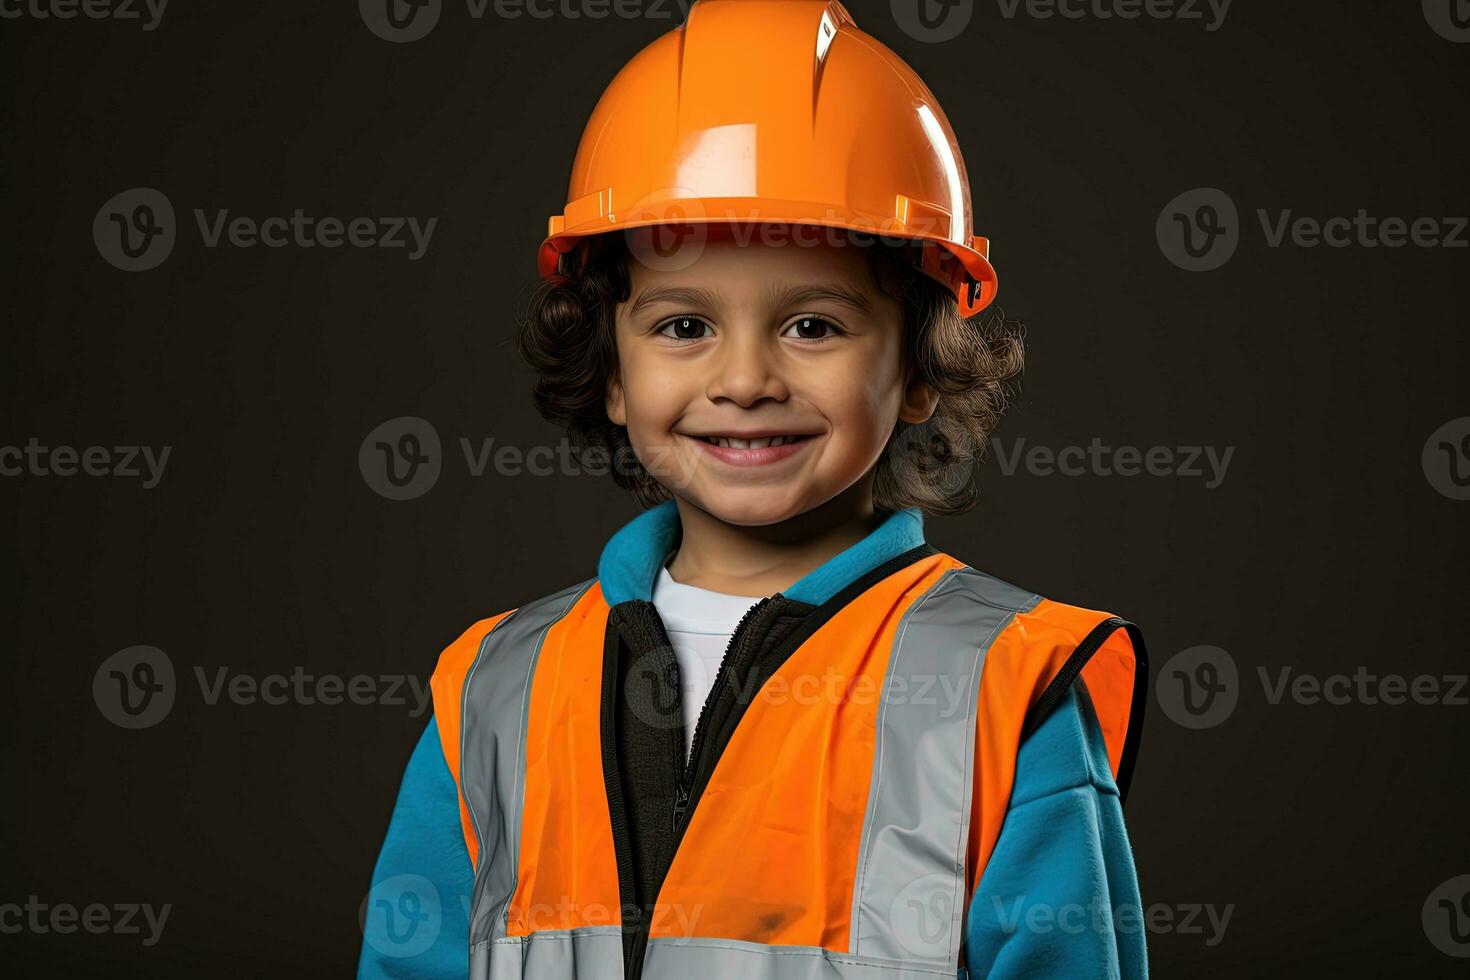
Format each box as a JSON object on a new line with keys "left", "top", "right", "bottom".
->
{"left": 703, "top": 435, "right": 802, "bottom": 449}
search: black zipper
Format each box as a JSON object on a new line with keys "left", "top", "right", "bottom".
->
{"left": 674, "top": 596, "right": 772, "bottom": 830}
{"left": 624, "top": 596, "right": 770, "bottom": 980}
{"left": 662, "top": 545, "right": 933, "bottom": 850}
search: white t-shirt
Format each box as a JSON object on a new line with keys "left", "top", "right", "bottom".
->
{"left": 650, "top": 563, "right": 765, "bottom": 765}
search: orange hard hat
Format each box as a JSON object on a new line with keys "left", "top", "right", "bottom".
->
{"left": 537, "top": 0, "right": 998, "bottom": 316}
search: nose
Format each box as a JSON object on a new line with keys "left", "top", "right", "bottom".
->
{"left": 704, "top": 329, "right": 789, "bottom": 408}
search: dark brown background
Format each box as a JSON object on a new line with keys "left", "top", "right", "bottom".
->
{"left": 2, "top": 0, "right": 1468, "bottom": 975}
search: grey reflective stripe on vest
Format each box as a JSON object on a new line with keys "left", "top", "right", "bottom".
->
{"left": 471, "top": 927, "right": 624, "bottom": 979}
{"left": 642, "top": 936, "right": 960, "bottom": 979}
{"left": 848, "top": 567, "right": 1040, "bottom": 968}
{"left": 469, "top": 930, "right": 965, "bottom": 979}
{"left": 461, "top": 578, "right": 595, "bottom": 951}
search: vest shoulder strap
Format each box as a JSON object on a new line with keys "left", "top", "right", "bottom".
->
{"left": 425, "top": 577, "right": 603, "bottom": 869}
{"left": 965, "top": 585, "right": 1148, "bottom": 894}
{"left": 428, "top": 610, "right": 519, "bottom": 867}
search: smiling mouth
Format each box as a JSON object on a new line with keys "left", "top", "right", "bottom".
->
{"left": 692, "top": 434, "right": 815, "bottom": 449}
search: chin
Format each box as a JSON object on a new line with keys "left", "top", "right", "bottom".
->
{"left": 689, "top": 487, "right": 813, "bottom": 528}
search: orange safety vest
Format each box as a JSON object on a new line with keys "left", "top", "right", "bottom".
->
{"left": 429, "top": 549, "right": 1144, "bottom": 979}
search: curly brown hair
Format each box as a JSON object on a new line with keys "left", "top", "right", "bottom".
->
{"left": 516, "top": 230, "right": 1024, "bottom": 516}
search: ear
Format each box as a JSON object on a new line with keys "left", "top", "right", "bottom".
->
{"left": 605, "top": 372, "right": 627, "bottom": 427}
{"left": 898, "top": 375, "right": 940, "bottom": 425}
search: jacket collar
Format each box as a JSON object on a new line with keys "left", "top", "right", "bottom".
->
{"left": 597, "top": 499, "right": 927, "bottom": 607}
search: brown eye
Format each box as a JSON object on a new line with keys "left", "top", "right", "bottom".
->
{"left": 783, "top": 315, "right": 841, "bottom": 341}
{"left": 657, "top": 316, "right": 712, "bottom": 342}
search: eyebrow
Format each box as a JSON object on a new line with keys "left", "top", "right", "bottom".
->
{"left": 764, "top": 282, "right": 873, "bottom": 314}
{"left": 627, "top": 285, "right": 723, "bottom": 317}
{"left": 626, "top": 281, "right": 876, "bottom": 318}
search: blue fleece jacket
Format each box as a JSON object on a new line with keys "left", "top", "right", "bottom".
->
{"left": 358, "top": 503, "right": 1146, "bottom": 978}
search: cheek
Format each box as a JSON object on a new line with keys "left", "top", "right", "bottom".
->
{"left": 812, "top": 348, "right": 904, "bottom": 436}
{"left": 618, "top": 352, "right": 686, "bottom": 433}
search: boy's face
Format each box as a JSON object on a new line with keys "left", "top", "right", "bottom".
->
{"left": 607, "top": 231, "right": 939, "bottom": 527}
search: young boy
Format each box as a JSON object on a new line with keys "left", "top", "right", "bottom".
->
{"left": 359, "top": 2, "right": 1148, "bottom": 978}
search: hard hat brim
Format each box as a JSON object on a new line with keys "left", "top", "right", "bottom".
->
{"left": 538, "top": 196, "right": 997, "bottom": 316}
